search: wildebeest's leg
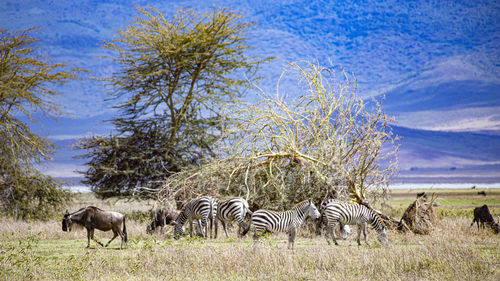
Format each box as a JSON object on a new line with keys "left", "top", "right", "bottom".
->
{"left": 86, "top": 228, "right": 91, "bottom": 248}
{"left": 90, "top": 228, "right": 104, "bottom": 247}
{"left": 105, "top": 230, "right": 118, "bottom": 247}
{"left": 470, "top": 218, "right": 476, "bottom": 228}
{"left": 288, "top": 227, "right": 296, "bottom": 250}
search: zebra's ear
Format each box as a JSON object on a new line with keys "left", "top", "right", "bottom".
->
{"left": 309, "top": 199, "right": 313, "bottom": 204}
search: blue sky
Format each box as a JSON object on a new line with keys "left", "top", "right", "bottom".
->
{"left": 1, "top": 0, "right": 499, "bottom": 178}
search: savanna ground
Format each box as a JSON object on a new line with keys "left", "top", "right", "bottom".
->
{"left": 1, "top": 189, "right": 499, "bottom": 280}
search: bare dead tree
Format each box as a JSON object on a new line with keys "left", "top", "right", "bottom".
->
{"left": 155, "top": 62, "right": 399, "bottom": 210}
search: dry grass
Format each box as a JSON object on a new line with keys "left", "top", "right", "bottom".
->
{"left": 0, "top": 191, "right": 499, "bottom": 280}
{"left": 0, "top": 216, "right": 499, "bottom": 280}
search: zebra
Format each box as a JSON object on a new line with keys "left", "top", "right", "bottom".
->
{"left": 323, "top": 202, "right": 388, "bottom": 246}
{"left": 318, "top": 199, "right": 350, "bottom": 239}
{"left": 173, "top": 196, "right": 217, "bottom": 239}
{"left": 215, "top": 197, "right": 253, "bottom": 238}
{"left": 241, "top": 199, "right": 320, "bottom": 249}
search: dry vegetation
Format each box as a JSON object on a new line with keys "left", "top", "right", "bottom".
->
{"left": 0, "top": 191, "right": 499, "bottom": 280}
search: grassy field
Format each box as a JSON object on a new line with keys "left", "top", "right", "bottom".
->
{"left": 1, "top": 190, "right": 499, "bottom": 280}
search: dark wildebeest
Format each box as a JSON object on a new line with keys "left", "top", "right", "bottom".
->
{"left": 146, "top": 208, "right": 180, "bottom": 235}
{"left": 477, "top": 191, "right": 486, "bottom": 196}
{"left": 471, "top": 205, "right": 500, "bottom": 234}
{"left": 416, "top": 192, "right": 427, "bottom": 199}
{"left": 62, "top": 206, "right": 128, "bottom": 249}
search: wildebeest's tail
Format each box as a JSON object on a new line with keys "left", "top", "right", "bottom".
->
{"left": 123, "top": 217, "right": 128, "bottom": 243}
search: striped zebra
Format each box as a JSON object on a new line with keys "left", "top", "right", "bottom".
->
{"left": 173, "top": 196, "right": 217, "bottom": 239}
{"left": 241, "top": 199, "right": 320, "bottom": 249}
{"left": 318, "top": 199, "right": 350, "bottom": 239}
{"left": 215, "top": 197, "right": 253, "bottom": 238}
{"left": 323, "top": 202, "right": 388, "bottom": 246}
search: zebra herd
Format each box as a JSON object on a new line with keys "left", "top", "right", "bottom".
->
{"left": 62, "top": 195, "right": 388, "bottom": 249}
{"left": 165, "top": 195, "right": 388, "bottom": 249}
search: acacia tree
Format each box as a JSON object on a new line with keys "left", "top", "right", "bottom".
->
{"left": 0, "top": 28, "right": 78, "bottom": 219}
{"left": 77, "top": 7, "right": 269, "bottom": 199}
{"left": 158, "top": 62, "right": 399, "bottom": 210}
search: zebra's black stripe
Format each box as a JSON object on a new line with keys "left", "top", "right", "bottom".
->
{"left": 323, "top": 202, "right": 387, "bottom": 246}
{"left": 318, "top": 199, "right": 350, "bottom": 239}
{"left": 215, "top": 197, "right": 252, "bottom": 238}
{"left": 174, "top": 196, "right": 216, "bottom": 239}
{"left": 242, "top": 199, "right": 320, "bottom": 249}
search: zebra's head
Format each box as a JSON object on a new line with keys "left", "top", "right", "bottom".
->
{"left": 377, "top": 227, "right": 388, "bottom": 245}
{"left": 307, "top": 199, "right": 321, "bottom": 219}
{"left": 172, "top": 221, "right": 185, "bottom": 239}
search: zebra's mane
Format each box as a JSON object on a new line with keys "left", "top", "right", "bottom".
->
{"left": 292, "top": 200, "right": 310, "bottom": 209}
{"left": 359, "top": 203, "right": 384, "bottom": 223}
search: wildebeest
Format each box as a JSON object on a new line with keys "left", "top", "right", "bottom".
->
{"left": 146, "top": 208, "right": 179, "bottom": 235}
{"left": 62, "top": 206, "right": 128, "bottom": 249}
{"left": 416, "top": 192, "right": 427, "bottom": 198}
{"left": 471, "top": 205, "right": 500, "bottom": 234}
{"left": 477, "top": 191, "right": 487, "bottom": 196}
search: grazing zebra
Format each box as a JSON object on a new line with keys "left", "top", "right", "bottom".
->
{"left": 318, "top": 199, "right": 350, "bottom": 239}
{"left": 173, "top": 196, "right": 217, "bottom": 239}
{"left": 215, "top": 197, "right": 253, "bottom": 238}
{"left": 241, "top": 199, "right": 320, "bottom": 249}
{"left": 323, "top": 202, "right": 388, "bottom": 246}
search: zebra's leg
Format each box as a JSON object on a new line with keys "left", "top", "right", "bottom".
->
{"left": 288, "top": 227, "right": 296, "bottom": 250}
{"left": 252, "top": 229, "right": 260, "bottom": 250}
{"left": 189, "top": 218, "right": 194, "bottom": 237}
{"left": 324, "top": 223, "right": 332, "bottom": 245}
{"left": 356, "top": 224, "right": 362, "bottom": 246}
{"left": 209, "top": 216, "right": 214, "bottom": 239}
{"left": 331, "top": 223, "right": 339, "bottom": 246}
{"left": 237, "top": 221, "right": 246, "bottom": 238}
{"left": 362, "top": 222, "right": 369, "bottom": 245}
{"left": 202, "top": 219, "right": 208, "bottom": 239}
{"left": 214, "top": 217, "right": 219, "bottom": 239}
{"left": 221, "top": 220, "right": 229, "bottom": 238}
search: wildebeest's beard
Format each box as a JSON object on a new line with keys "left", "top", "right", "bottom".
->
{"left": 62, "top": 211, "right": 71, "bottom": 232}
{"left": 62, "top": 217, "right": 69, "bottom": 231}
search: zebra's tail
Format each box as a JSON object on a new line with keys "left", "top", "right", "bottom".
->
{"left": 244, "top": 200, "right": 253, "bottom": 216}
{"left": 209, "top": 200, "right": 216, "bottom": 238}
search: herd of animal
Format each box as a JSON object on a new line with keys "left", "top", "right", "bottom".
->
{"left": 61, "top": 196, "right": 389, "bottom": 249}
{"left": 61, "top": 196, "right": 498, "bottom": 250}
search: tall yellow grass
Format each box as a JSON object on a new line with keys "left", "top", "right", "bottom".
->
{"left": 0, "top": 216, "right": 498, "bottom": 280}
